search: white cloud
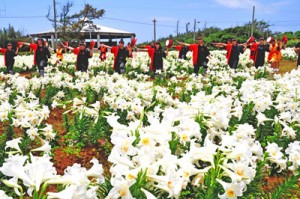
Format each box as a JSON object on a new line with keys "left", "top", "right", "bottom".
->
{"left": 214, "top": 0, "right": 260, "bottom": 9}
{"left": 214, "top": 0, "right": 292, "bottom": 11}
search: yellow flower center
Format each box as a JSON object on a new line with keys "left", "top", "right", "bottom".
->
{"left": 121, "top": 142, "right": 129, "bottom": 152}
{"left": 184, "top": 171, "right": 190, "bottom": 178}
{"left": 182, "top": 134, "right": 188, "bottom": 141}
{"left": 227, "top": 188, "right": 235, "bottom": 197}
{"left": 118, "top": 188, "right": 127, "bottom": 197}
{"left": 271, "top": 151, "right": 277, "bottom": 156}
{"left": 168, "top": 181, "right": 173, "bottom": 189}
{"left": 236, "top": 169, "right": 244, "bottom": 177}
{"left": 127, "top": 174, "right": 135, "bottom": 180}
{"left": 142, "top": 138, "right": 150, "bottom": 145}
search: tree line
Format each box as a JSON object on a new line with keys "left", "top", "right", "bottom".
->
{"left": 152, "top": 20, "right": 300, "bottom": 48}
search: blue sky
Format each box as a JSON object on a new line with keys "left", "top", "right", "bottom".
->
{"left": 0, "top": 0, "right": 299, "bottom": 43}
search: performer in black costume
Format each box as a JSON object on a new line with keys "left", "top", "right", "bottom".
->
{"left": 65, "top": 41, "right": 93, "bottom": 72}
{"left": 0, "top": 43, "right": 19, "bottom": 75}
{"left": 294, "top": 42, "right": 300, "bottom": 67}
{"left": 23, "top": 38, "right": 51, "bottom": 76}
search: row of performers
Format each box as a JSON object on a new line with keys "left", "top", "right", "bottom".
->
{"left": 1, "top": 37, "right": 300, "bottom": 76}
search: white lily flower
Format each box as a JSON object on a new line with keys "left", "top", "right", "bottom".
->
{"left": 25, "top": 153, "right": 57, "bottom": 196}
{"left": 2, "top": 177, "right": 23, "bottom": 196}
{"left": 216, "top": 179, "right": 246, "bottom": 199}
{"left": 0, "top": 190, "right": 13, "bottom": 199}
{"left": 141, "top": 188, "right": 157, "bottom": 199}
{"left": 86, "top": 158, "right": 104, "bottom": 183}
{"left": 5, "top": 137, "right": 22, "bottom": 153}
{"left": 31, "top": 137, "right": 51, "bottom": 154}
{"left": 47, "top": 185, "right": 77, "bottom": 199}
{"left": 0, "top": 154, "right": 34, "bottom": 186}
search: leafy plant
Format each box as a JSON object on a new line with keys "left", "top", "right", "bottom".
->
{"left": 129, "top": 169, "right": 148, "bottom": 198}
{"left": 263, "top": 169, "right": 300, "bottom": 199}
{"left": 41, "top": 85, "right": 60, "bottom": 106}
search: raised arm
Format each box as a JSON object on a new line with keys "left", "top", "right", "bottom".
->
{"left": 241, "top": 43, "right": 247, "bottom": 52}
{"left": 136, "top": 48, "right": 148, "bottom": 52}
{"left": 177, "top": 40, "right": 191, "bottom": 47}
{"left": 212, "top": 42, "right": 227, "bottom": 48}
{"left": 101, "top": 44, "right": 112, "bottom": 49}
{"left": 15, "top": 47, "right": 19, "bottom": 55}
{"left": 64, "top": 45, "right": 74, "bottom": 51}
{"left": 21, "top": 42, "right": 31, "bottom": 46}
{"left": 48, "top": 46, "right": 54, "bottom": 52}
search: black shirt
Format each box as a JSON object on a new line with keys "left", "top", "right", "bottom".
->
{"left": 116, "top": 47, "right": 129, "bottom": 63}
{"left": 257, "top": 44, "right": 269, "bottom": 59}
{"left": 255, "top": 44, "right": 269, "bottom": 67}
{"left": 36, "top": 46, "right": 51, "bottom": 63}
{"left": 5, "top": 49, "right": 17, "bottom": 66}
{"left": 229, "top": 45, "right": 244, "bottom": 63}
{"left": 179, "top": 46, "right": 189, "bottom": 59}
{"left": 154, "top": 48, "right": 166, "bottom": 70}
{"left": 77, "top": 49, "right": 92, "bottom": 67}
{"left": 197, "top": 45, "right": 210, "bottom": 65}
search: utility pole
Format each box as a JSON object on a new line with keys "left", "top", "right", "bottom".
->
{"left": 186, "top": 22, "right": 190, "bottom": 34}
{"left": 193, "top": 19, "right": 196, "bottom": 42}
{"left": 153, "top": 18, "right": 157, "bottom": 41}
{"left": 193, "top": 19, "right": 200, "bottom": 42}
{"left": 251, "top": 6, "right": 255, "bottom": 37}
{"left": 176, "top": 20, "right": 179, "bottom": 36}
{"left": 53, "top": 0, "right": 57, "bottom": 48}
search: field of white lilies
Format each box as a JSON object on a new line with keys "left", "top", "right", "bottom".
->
{"left": 0, "top": 48, "right": 299, "bottom": 199}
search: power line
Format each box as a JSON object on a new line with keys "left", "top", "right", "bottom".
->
{"left": 1, "top": 15, "right": 300, "bottom": 29}
{"left": 0, "top": 15, "right": 45, "bottom": 18}
{"left": 101, "top": 16, "right": 185, "bottom": 28}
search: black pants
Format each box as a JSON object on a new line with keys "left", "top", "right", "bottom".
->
{"left": 255, "top": 57, "right": 265, "bottom": 68}
{"left": 154, "top": 65, "right": 163, "bottom": 74}
{"left": 6, "top": 60, "right": 14, "bottom": 74}
{"left": 78, "top": 64, "right": 88, "bottom": 72}
{"left": 229, "top": 60, "right": 239, "bottom": 69}
{"left": 194, "top": 61, "right": 207, "bottom": 74}
{"left": 255, "top": 62, "right": 264, "bottom": 68}
{"left": 37, "top": 60, "right": 47, "bottom": 76}
{"left": 116, "top": 60, "right": 126, "bottom": 74}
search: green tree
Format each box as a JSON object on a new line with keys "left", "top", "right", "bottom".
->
{"left": 295, "top": 31, "right": 300, "bottom": 39}
{"left": 47, "top": 2, "right": 105, "bottom": 41}
{"left": 0, "top": 24, "right": 23, "bottom": 47}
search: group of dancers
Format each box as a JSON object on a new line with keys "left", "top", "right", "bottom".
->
{"left": 0, "top": 36, "right": 300, "bottom": 76}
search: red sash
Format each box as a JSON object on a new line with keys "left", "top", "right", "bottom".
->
{"left": 111, "top": 46, "right": 119, "bottom": 70}
{"left": 250, "top": 43, "right": 258, "bottom": 62}
{"left": 73, "top": 48, "right": 80, "bottom": 70}
{"left": 0, "top": 48, "right": 7, "bottom": 66}
{"left": 146, "top": 46, "right": 155, "bottom": 71}
{"left": 89, "top": 41, "right": 95, "bottom": 50}
{"left": 189, "top": 44, "right": 199, "bottom": 66}
{"left": 226, "top": 44, "right": 232, "bottom": 64}
{"left": 175, "top": 46, "right": 182, "bottom": 58}
{"left": 30, "top": 44, "right": 38, "bottom": 65}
